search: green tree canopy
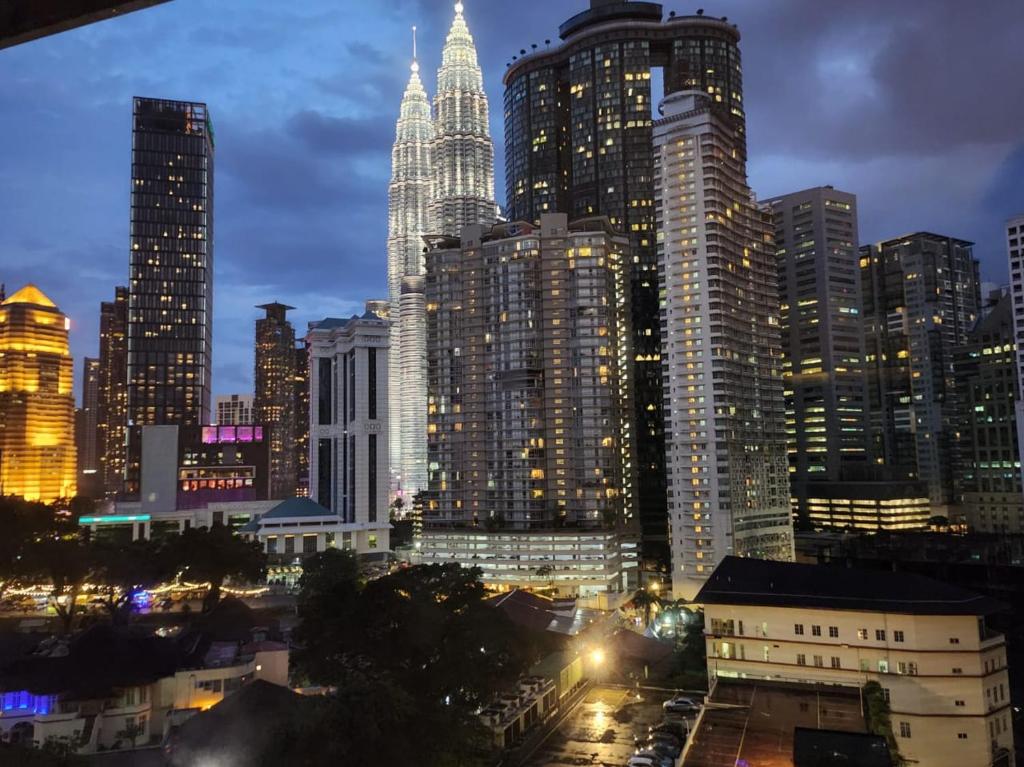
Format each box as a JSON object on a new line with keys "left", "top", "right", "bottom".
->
{"left": 167, "top": 525, "right": 266, "bottom": 612}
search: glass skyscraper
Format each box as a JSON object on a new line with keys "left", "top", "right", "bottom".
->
{"left": 128, "top": 97, "right": 214, "bottom": 427}
{"left": 502, "top": 2, "right": 746, "bottom": 567}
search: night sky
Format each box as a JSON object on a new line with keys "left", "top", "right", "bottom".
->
{"left": 2, "top": 0, "right": 1022, "bottom": 401}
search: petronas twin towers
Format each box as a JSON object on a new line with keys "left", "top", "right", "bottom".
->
{"left": 387, "top": 2, "right": 497, "bottom": 499}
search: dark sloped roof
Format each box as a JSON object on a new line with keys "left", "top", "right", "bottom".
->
{"left": 695, "top": 556, "right": 1006, "bottom": 616}
{"left": 264, "top": 497, "right": 334, "bottom": 519}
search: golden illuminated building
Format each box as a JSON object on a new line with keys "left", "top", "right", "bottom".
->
{"left": 0, "top": 284, "right": 76, "bottom": 502}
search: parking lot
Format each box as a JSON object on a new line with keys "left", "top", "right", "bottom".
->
{"left": 522, "top": 685, "right": 699, "bottom": 767}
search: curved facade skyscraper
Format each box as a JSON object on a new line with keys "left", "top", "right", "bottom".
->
{"left": 387, "top": 39, "right": 434, "bottom": 498}
{"left": 430, "top": 2, "right": 498, "bottom": 236}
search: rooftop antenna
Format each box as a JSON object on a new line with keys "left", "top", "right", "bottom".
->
{"left": 411, "top": 25, "right": 419, "bottom": 72}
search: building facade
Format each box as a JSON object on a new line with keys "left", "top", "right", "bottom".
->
{"left": 654, "top": 92, "right": 791, "bottom": 600}
{"left": 293, "top": 343, "right": 310, "bottom": 497}
{"left": 0, "top": 285, "right": 76, "bottom": 503}
{"left": 387, "top": 43, "right": 434, "bottom": 500}
{"left": 306, "top": 312, "right": 391, "bottom": 555}
{"left": 697, "top": 556, "right": 1016, "bottom": 767}
{"left": 953, "top": 290, "right": 1023, "bottom": 533}
{"left": 214, "top": 394, "right": 253, "bottom": 426}
{"left": 861, "top": 233, "right": 981, "bottom": 513}
{"left": 76, "top": 357, "right": 101, "bottom": 497}
{"left": 801, "top": 480, "right": 931, "bottom": 532}
{"left": 768, "top": 187, "right": 869, "bottom": 521}
{"left": 503, "top": 2, "right": 747, "bottom": 568}
{"left": 1007, "top": 215, "right": 1024, "bottom": 494}
{"left": 420, "top": 214, "right": 637, "bottom": 595}
{"left": 97, "top": 286, "right": 129, "bottom": 497}
{"left": 128, "top": 97, "right": 214, "bottom": 427}
{"left": 254, "top": 302, "right": 298, "bottom": 498}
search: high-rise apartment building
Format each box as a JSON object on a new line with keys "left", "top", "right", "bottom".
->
{"left": 861, "top": 233, "right": 981, "bottom": 513}
{"left": 97, "top": 286, "right": 128, "bottom": 497}
{"left": 0, "top": 285, "right": 76, "bottom": 502}
{"left": 76, "top": 357, "right": 101, "bottom": 497}
{"left": 430, "top": 1, "right": 499, "bottom": 237}
{"left": 128, "top": 97, "right": 214, "bottom": 427}
{"left": 767, "top": 187, "right": 869, "bottom": 520}
{"left": 419, "top": 214, "right": 637, "bottom": 595}
{"left": 654, "top": 91, "right": 792, "bottom": 600}
{"left": 953, "top": 290, "right": 1023, "bottom": 533}
{"left": 503, "top": 2, "right": 746, "bottom": 567}
{"left": 386, "top": 40, "right": 434, "bottom": 500}
{"left": 214, "top": 394, "right": 253, "bottom": 425}
{"left": 254, "top": 302, "right": 298, "bottom": 499}
{"left": 1007, "top": 214, "right": 1024, "bottom": 493}
{"left": 306, "top": 312, "right": 391, "bottom": 555}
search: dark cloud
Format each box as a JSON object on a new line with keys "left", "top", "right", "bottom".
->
{"left": 0, "top": 0, "right": 1020, "bottom": 399}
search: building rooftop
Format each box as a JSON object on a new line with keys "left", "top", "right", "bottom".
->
{"left": 263, "top": 497, "right": 334, "bottom": 520}
{"left": 1, "top": 283, "right": 56, "bottom": 308}
{"left": 683, "top": 679, "right": 886, "bottom": 767}
{"left": 695, "top": 556, "right": 1006, "bottom": 616}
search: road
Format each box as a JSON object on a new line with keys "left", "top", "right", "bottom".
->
{"left": 522, "top": 685, "right": 695, "bottom": 767}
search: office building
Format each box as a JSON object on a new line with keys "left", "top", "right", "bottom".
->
{"left": 255, "top": 302, "right": 298, "bottom": 498}
{"left": 767, "top": 187, "right": 869, "bottom": 521}
{"left": 97, "top": 286, "right": 128, "bottom": 497}
{"left": 128, "top": 97, "right": 214, "bottom": 427}
{"left": 306, "top": 311, "right": 391, "bottom": 555}
{"left": 0, "top": 285, "right": 76, "bottom": 502}
{"left": 1007, "top": 214, "right": 1024, "bottom": 493}
{"left": 503, "top": 2, "right": 747, "bottom": 567}
{"left": 953, "top": 290, "right": 1023, "bottom": 533}
{"left": 123, "top": 423, "right": 270, "bottom": 513}
{"left": 654, "top": 91, "right": 791, "bottom": 600}
{"left": 386, "top": 39, "right": 434, "bottom": 500}
{"left": 76, "top": 357, "right": 101, "bottom": 497}
{"left": 293, "top": 343, "right": 310, "bottom": 497}
{"left": 697, "top": 556, "right": 1016, "bottom": 767}
{"left": 801, "top": 480, "right": 931, "bottom": 532}
{"left": 215, "top": 394, "right": 253, "bottom": 426}
{"left": 430, "top": 1, "right": 499, "bottom": 237}
{"left": 861, "top": 233, "right": 981, "bottom": 514}
{"left": 419, "top": 214, "right": 637, "bottom": 595}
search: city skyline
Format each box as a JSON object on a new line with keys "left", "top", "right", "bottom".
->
{"left": 2, "top": 0, "right": 1023, "bottom": 402}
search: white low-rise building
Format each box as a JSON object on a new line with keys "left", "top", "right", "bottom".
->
{"left": 695, "top": 556, "right": 1016, "bottom": 767}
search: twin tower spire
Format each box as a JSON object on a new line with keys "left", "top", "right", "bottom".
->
{"left": 387, "top": 2, "right": 498, "bottom": 498}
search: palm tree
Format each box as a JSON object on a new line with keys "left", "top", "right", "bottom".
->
{"left": 631, "top": 589, "right": 658, "bottom": 627}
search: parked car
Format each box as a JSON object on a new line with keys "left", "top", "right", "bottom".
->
{"left": 627, "top": 757, "right": 658, "bottom": 767}
{"left": 651, "top": 720, "right": 689, "bottom": 740}
{"left": 662, "top": 695, "right": 701, "bottom": 715}
{"left": 645, "top": 734, "right": 682, "bottom": 760}
{"left": 630, "top": 751, "right": 673, "bottom": 767}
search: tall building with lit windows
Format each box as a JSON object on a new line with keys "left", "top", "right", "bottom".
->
{"left": 214, "top": 393, "right": 253, "bottom": 425}
{"left": 654, "top": 91, "right": 792, "bottom": 600}
{"left": 419, "top": 214, "right": 638, "bottom": 596}
{"left": 1007, "top": 214, "right": 1024, "bottom": 494}
{"left": 255, "top": 303, "right": 298, "bottom": 498}
{"left": 128, "top": 96, "right": 214, "bottom": 428}
{"left": 76, "top": 357, "right": 101, "bottom": 497}
{"left": 861, "top": 233, "right": 981, "bottom": 514}
{"left": 97, "top": 286, "right": 128, "bottom": 497}
{"left": 387, "top": 36, "right": 434, "bottom": 499}
{"left": 430, "top": 1, "right": 499, "bottom": 237}
{"left": 0, "top": 285, "right": 76, "bottom": 502}
{"left": 503, "top": 1, "right": 746, "bottom": 568}
{"left": 767, "top": 187, "right": 869, "bottom": 522}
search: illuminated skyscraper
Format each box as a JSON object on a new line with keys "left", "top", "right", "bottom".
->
{"left": 387, "top": 32, "right": 434, "bottom": 498}
{"left": 255, "top": 303, "right": 298, "bottom": 498}
{"left": 0, "top": 285, "right": 76, "bottom": 502}
{"left": 503, "top": 2, "right": 747, "bottom": 568}
{"left": 293, "top": 343, "right": 310, "bottom": 497}
{"left": 128, "top": 97, "right": 214, "bottom": 427}
{"left": 655, "top": 92, "right": 792, "bottom": 599}
{"left": 97, "top": 285, "right": 128, "bottom": 497}
{"left": 430, "top": 1, "right": 498, "bottom": 236}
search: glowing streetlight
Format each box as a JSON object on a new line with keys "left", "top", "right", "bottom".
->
{"left": 590, "top": 647, "right": 605, "bottom": 666}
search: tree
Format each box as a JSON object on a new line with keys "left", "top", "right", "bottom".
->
{"left": 863, "top": 680, "right": 905, "bottom": 765}
{"left": 630, "top": 588, "right": 659, "bottom": 627}
{"left": 115, "top": 720, "right": 146, "bottom": 749}
{"left": 91, "top": 539, "right": 176, "bottom": 624}
{"left": 21, "top": 537, "right": 95, "bottom": 634}
{"left": 290, "top": 555, "right": 539, "bottom": 766}
{"left": 0, "top": 497, "right": 67, "bottom": 601}
{"left": 168, "top": 526, "right": 266, "bottom": 612}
